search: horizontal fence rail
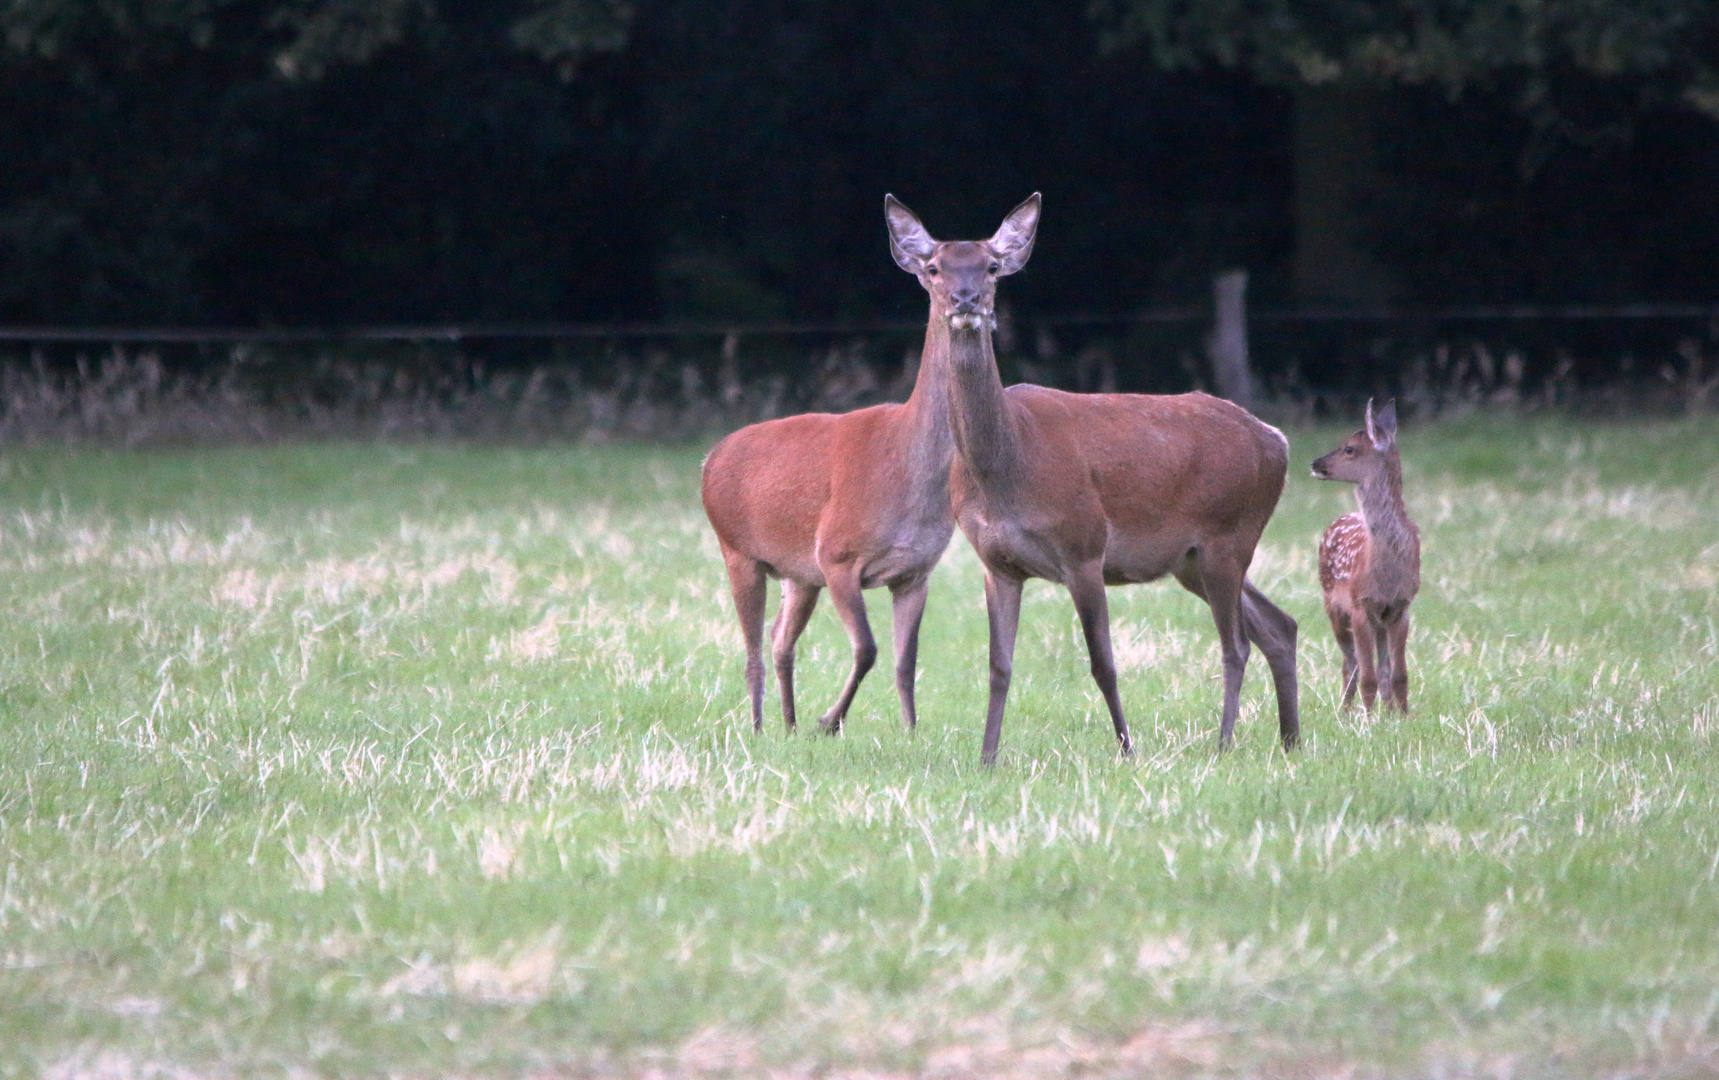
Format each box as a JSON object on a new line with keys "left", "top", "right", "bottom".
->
{"left": 4, "top": 302, "right": 1719, "bottom": 345}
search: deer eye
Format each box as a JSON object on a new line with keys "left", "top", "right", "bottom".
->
{"left": 926, "top": 265, "right": 940, "bottom": 277}
{"left": 1344, "top": 446, "right": 1356, "bottom": 455}
{"left": 988, "top": 263, "right": 1000, "bottom": 274}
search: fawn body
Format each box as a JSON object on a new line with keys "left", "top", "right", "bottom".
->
{"left": 1311, "top": 400, "right": 1421, "bottom": 711}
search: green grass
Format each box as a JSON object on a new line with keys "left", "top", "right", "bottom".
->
{"left": 2, "top": 415, "right": 1718, "bottom": 1078}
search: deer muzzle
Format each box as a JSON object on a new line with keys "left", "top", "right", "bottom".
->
{"left": 947, "top": 311, "right": 995, "bottom": 332}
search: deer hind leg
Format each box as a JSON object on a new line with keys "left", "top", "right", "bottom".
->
{"left": 722, "top": 547, "right": 769, "bottom": 731}
{"left": 1242, "top": 580, "right": 1300, "bottom": 750}
{"left": 889, "top": 577, "right": 931, "bottom": 731}
{"left": 1386, "top": 609, "right": 1411, "bottom": 712}
{"left": 770, "top": 579, "right": 821, "bottom": 732}
{"left": 979, "top": 570, "right": 1024, "bottom": 766}
{"left": 817, "top": 561, "right": 877, "bottom": 735}
{"left": 1067, "top": 560, "right": 1133, "bottom": 757}
{"left": 1180, "top": 552, "right": 1250, "bottom": 750}
{"left": 1326, "top": 598, "right": 1359, "bottom": 710}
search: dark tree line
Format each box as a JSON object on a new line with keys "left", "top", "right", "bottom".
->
{"left": 3, "top": 0, "right": 1719, "bottom": 329}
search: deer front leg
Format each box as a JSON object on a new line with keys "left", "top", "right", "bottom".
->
{"left": 980, "top": 570, "right": 1024, "bottom": 766}
{"left": 818, "top": 561, "right": 877, "bottom": 734}
{"left": 1386, "top": 610, "right": 1411, "bottom": 712}
{"left": 771, "top": 579, "right": 821, "bottom": 732}
{"left": 1350, "top": 606, "right": 1381, "bottom": 713}
{"left": 889, "top": 577, "right": 931, "bottom": 731}
{"left": 1066, "top": 560, "right": 1133, "bottom": 757}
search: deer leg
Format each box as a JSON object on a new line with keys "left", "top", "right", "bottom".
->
{"left": 722, "top": 547, "right": 768, "bottom": 731}
{"left": 1190, "top": 555, "right": 1250, "bottom": 750}
{"left": 1387, "top": 610, "right": 1411, "bottom": 712}
{"left": 817, "top": 561, "right": 877, "bottom": 735}
{"left": 770, "top": 579, "right": 821, "bottom": 732}
{"left": 1242, "top": 580, "right": 1300, "bottom": 750}
{"left": 1327, "top": 600, "right": 1360, "bottom": 711}
{"left": 1066, "top": 561, "right": 1132, "bottom": 757}
{"left": 889, "top": 577, "right": 930, "bottom": 731}
{"left": 1372, "top": 617, "right": 1393, "bottom": 709}
{"left": 1350, "top": 608, "right": 1381, "bottom": 713}
{"left": 980, "top": 570, "right": 1024, "bottom": 766}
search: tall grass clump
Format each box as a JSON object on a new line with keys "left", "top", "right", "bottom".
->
{"left": 0, "top": 414, "right": 1715, "bottom": 1077}
{"left": 0, "top": 341, "right": 916, "bottom": 446}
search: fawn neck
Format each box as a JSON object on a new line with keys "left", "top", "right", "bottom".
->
{"left": 944, "top": 323, "right": 1025, "bottom": 494}
{"left": 1355, "top": 453, "right": 1414, "bottom": 555}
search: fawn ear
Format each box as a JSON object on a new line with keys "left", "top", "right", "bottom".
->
{"left": 885, "top": 195, "right": 937, "bottom": 274}
{"left": 1366, "top": 398, "right": 1398, "bottom": 450}
{"left": 990, "top": 193, "right": 1040, "bottom": 276}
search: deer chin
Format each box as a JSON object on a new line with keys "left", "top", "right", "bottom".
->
{"left": 947, "top": 312, "right": 995, "bottom": 332}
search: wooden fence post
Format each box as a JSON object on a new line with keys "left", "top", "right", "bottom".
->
{"left": 1209, "top": 268, "right": 1255, "bottom": 409}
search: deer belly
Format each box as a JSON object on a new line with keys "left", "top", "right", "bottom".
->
{"left": 858, "top": 522, "right": 955, "bottom": 588}
{"left": 961, "top": 515, "right": 1066, "bottom": 582}
{"left": 1099, "top": 533, "right": 1190, "bottom": 585}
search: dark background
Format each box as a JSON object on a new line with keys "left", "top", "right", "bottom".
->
{"left": 4, "top": 0, "right": 1719, "bottom": 398}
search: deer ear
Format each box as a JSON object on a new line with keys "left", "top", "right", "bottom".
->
{"left": 885, "top": 195, "right": 937, "bottom": 274}
{"left": 1366, "top": 398, "right": 1398, "bottom": 449}
{"left": 989, "top": 192, "right": 1040, "bottom": 276}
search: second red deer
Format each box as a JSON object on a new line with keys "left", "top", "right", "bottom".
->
{"left": 893, "top": 193, "right": 1300, "bottom": 763}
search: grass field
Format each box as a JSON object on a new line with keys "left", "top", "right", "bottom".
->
{"left": 1, "top": 414, "right": 1717, "bottom": 1078}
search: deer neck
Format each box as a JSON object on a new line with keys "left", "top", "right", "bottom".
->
{"left": 1354, "top": 456, "right": 1414, "bottom": 554}
{"left": 895, "top": 314, "right": 960, "bottom": 485}
{"left": 943, "top": 319, "right": 1025, "bottom": 491}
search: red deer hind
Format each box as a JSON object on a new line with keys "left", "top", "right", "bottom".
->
{"left": 701, "top": 195, "right": 1036, "bottom": 734}
{"left": 1311, "top": 399, "right": 1421, "bottom": 712}
{"left": 906, "top": 193, "right": 1300, "bottom": 764}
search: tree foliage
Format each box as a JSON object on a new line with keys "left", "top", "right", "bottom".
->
{"left": 0, "top": 0, "right": 1292, "bottom": 326}
{"left": 0, "top": 0, "right": 632, "bottom": 77}
{"left": 2, "top": 0, "right": 1719, "bottom": 328}
{"left": 1097, "top": 0, "right": 1719, "bottom": 116}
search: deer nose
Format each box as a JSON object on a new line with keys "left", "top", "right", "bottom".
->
{"left": 951, "top": 287, "right": 981, "bottom": 312}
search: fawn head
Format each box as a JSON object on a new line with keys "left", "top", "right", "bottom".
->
{"left": 885, "top": 193, "right": 1040, "bottom": 332}
{"left": 1311, "top": 399, "right": 1399, "bottom": 483}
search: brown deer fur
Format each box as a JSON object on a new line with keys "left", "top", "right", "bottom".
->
{"left": 700, "top": 195, "right": 1034, "bottom": 734}
{"left": 1313, "top": 400, "right": 1423, "bottom": 711}
{"left": 1311, "top": 399, "right": 1421, "bottom": 712}
{"left": 915, "top": 193, "right": 1301, "bottom": 763}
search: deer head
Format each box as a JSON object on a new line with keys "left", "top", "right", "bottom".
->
{"left": 1311, "top": 399, "right": 1399, "bottom": 483}
{"left": 885, "top": 193, "right": 1040, "bottom": 332}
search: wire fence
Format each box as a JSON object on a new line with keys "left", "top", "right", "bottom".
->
{"left": 1, "top": 295, "right": 1716, "bottom": 444}
{"left": 3, "top": 301, "right": 1719, "bottom": 345}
